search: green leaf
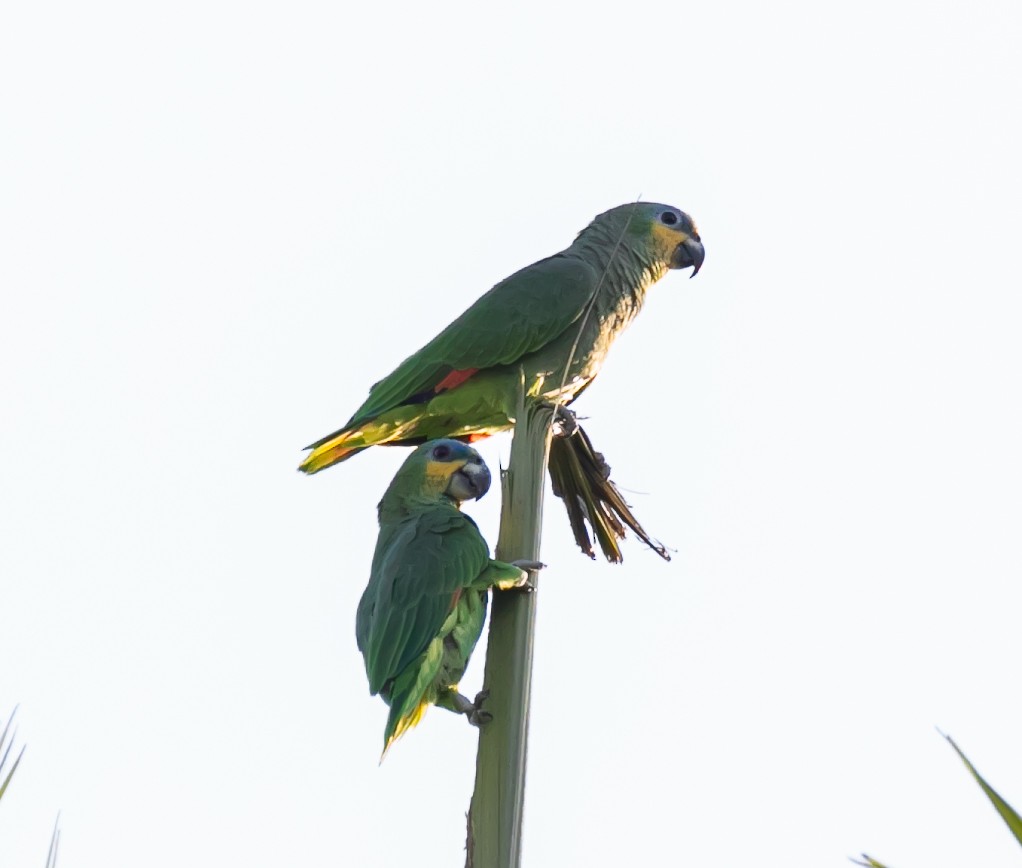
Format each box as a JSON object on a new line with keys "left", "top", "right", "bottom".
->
{"left": 943, "top": 733, "right": 1022, "bottom": 846}
{"left": 0, "top": 747, "right": 25, "bottom": 803}
{"left": 850, "top": 856, "right": 892, "bottom": 868}
{"left": 0, "top": 707, "right": 25, "bottom": 803}
{"left": 45, "top": 813, "right": 61, "bottom": 868}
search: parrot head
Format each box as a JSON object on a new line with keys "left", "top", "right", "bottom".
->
{"left": 381, "top": 439, "right": 492, "bottom": 514}
{"left": 586, "top": 202, "right": 704, "bottom": 277}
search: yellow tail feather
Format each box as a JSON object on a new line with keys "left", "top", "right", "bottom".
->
{"left": 298, "top": 435, "right": 362, "bottom": 474}
{"left": 381, "top": 700, "right": 430, "bottom": 760}
{"left": 299, "top": 406, "right": 436, "bottom": 474}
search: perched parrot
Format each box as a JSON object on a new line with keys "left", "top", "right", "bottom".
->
{"left": 301, "top": 202, "right": 704, "bottom": 561}
{"left": 357, "top": 439, "right": 536, "bottom": 756}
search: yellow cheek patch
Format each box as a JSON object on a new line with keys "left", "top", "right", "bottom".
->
{"left": 649, "top": 223, "right": 690, "bottom": 261}
{"left": 424, "top": 459, "right": 464, "bottom": 492}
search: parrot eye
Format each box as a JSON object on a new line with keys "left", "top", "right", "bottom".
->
{"left": 659, "top": 211, "right": 679, "bottom": 226}
{"left": 431, "top": 444, "right": 452, "bottom": 460}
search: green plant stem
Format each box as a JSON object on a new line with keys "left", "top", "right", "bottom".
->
{"left": 466, "top": 399, "right": 553, "bottom": 868}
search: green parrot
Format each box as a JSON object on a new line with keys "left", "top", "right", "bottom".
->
{"left": 301, "top": 202, "right": 703, "bottom": 561}
{"left": 358, "top": 439, "right": 536, "bottom": 756}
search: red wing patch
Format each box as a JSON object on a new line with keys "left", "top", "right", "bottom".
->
{"left": 435, "top": 368, "right": 479, "bottom": 393}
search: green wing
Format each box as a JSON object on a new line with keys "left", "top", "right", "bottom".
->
{"left": 356, "top": 505, "right": 490, "bottom": 696}
{"left": 348, "top": 254, "right": 599, "bottom": 426}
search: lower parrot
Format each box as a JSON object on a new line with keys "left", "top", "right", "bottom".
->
{"left": 301, "top": 202, "right": 704, "bottom": 561}
{"left": 357, "top": 439, "right": 537, "bottom": 756}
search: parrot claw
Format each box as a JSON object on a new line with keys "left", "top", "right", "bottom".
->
{"left": 467, "top": 690, "right": 493, "bottom": 727}
{"left": 443, "top": 688, "right": 493, "bottom": 725}
{"left": 510, "top": 559, "right": 544, "bottom": 591}
{"left": 549, "top": 404, "right": 580, "bottom": 439}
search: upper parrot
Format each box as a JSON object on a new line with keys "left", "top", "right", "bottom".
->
{"left": 357, "top": 439, "right": 534, "bottom": 756}
{"left": 300, "top": 202, "right": 703, "bottom": 561}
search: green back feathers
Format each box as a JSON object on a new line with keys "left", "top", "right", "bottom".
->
{"left": 357, "top": 441, "right": 493, "bottom": 695}
{"left": 347, "top": 256, "right": 599, "bottom": 427}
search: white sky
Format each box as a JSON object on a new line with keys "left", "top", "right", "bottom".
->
{"left": 2, "top": 1, "right": 1021, "bottom": 865}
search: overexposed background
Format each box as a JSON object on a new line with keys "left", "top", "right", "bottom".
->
{"left": 2, "top": 1, "right": 1021, "bottom": 865}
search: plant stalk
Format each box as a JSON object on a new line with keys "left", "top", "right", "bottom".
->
{"left": 465, "top": 399, "right": 553, "bottom": 868}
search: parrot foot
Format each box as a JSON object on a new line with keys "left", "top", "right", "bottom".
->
{"left": 510, "top": 559, "right": 544, "bottom": 590}
{"left": 467, "top": 690, "right": 493, "bottom": 727}
{"left": 550, "top": 404, "right": 580, "bottom": 439}
{"left": 442, "top": 688, "right": 493, "bottom": 726}
{"left": 547, "top": 406, "right": 611, "bottom": 479}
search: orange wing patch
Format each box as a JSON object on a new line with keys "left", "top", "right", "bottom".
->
{"left": 435, "top": 368, "right": 479, "bottom": 393}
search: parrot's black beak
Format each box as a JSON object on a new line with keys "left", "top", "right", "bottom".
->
{"left": 670, "top": 236, "right": 704, "bottom": 276}
{"left": 450, "top": 459, "right": 492, "bottom": 502}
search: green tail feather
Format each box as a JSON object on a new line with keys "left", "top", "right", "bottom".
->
{"left": 547, "top": 424, "right": 671, "bottom": 564}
